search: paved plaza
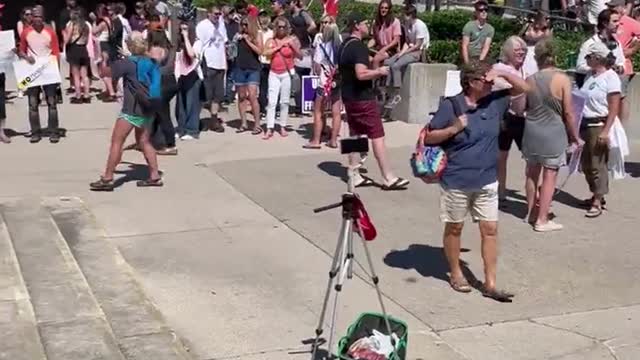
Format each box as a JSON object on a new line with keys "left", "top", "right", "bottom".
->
{"left": 1, "top": 76, "right": 640, "bottom": 360}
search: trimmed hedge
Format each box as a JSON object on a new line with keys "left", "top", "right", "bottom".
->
{"left": 192, "top": 0, "right": 619, "bottom": 69}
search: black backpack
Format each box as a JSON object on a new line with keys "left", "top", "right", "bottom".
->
{"left": 109, "top": 17, "right": 124, "bottom": 47}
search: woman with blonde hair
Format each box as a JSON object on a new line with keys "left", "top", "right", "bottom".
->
{"left": 304, "top": 15, "right": 342, "bottom": 149}
{"left": 493, "top": 35, "right": 528, "bottom": 203}
{"left": 65, "top": 9, "right": 92, "bottom": 104}
{"left": 523, "top": 40, "right": 582, "bottom": 231}
{"left": 234, "top": 16, "right": 263, "bottom": 134}
{"left": 90, "top": 32, "right": 163, "bottom": 191}
{"left": 263, "top": 16, "right": 302, "bottom": 139}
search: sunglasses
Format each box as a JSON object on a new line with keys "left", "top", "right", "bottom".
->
{"left": 241, "top": 22, "right": 248, "bottom": 26}
{"left": 277, "top": 25, "right": 286, "bottom": 29}
{"left": 477, "top": 7, "right": 488, "bottom": 12}
{"left": 25, "top": 12, "right": 33, "bottom": 16}
{"left": 380, "top": 6, "right": 389, "bottom": 9}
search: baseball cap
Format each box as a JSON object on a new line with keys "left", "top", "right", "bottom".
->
{"left": 346, "top": 13, "right": 367, "bottom": 30}
{"left": 606, "top": 0, "right": 625, "bottom": 6}
{"left": 586, "top": 41, "right": 612, "bottom": 58}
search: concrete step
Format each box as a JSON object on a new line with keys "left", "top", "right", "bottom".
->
{"left": 45, "top": 197, "right": 194, "bottom": 360}
{"left": 1, "top": 199, "right": 125, "bottom": 360}
{"left": 0, "top": 211, "right": 47, "bottom": 360}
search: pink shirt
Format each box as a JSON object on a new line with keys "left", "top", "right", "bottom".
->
{"left": 270, "top": 38, "right": 295, "bottom": 74}
{"left": 617, "top": 15, "right": 640, "bottom": 74}
{"left": 376, "top": 18, "right": 401, "bottom": 49}
{"left": 492, "top": 62, "right": 526, "bottom": 116}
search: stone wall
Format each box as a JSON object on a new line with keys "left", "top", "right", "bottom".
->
{"left": 390, "top": 63, "right": 457, "bottom": 125}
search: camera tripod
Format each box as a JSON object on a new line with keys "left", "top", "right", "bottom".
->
{"left": 309, "top": 159, "right": 394, "bottom": 360}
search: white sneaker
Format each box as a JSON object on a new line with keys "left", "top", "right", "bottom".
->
{"left": 534, "top": 221, "right": 563, "bottom": 233}
{"left": 180, "top": 134, "right": 195, "bottom": 141}
{"left": 175, "top": 133, "right": 180, "bottom": 139}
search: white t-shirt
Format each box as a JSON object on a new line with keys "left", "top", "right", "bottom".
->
{"left": 406, "top": 19, "right": 430, "bottom": 50}
{"left": 314, "top": 40, "right": 339, "bottom": 87}
{"left": 587, "top": 0, "right": 607, "bottom": 25}
{"left": 195, "top": 18, "right": 228, "bottom": 70}
{"left": 581, "top": 69, "right": 621, "bottom": 120}
{"left": 155, "top": 1, "right": 171, "bottom": 17}
{"left": 260, "top": 29, "right": 274, "bottom": 65}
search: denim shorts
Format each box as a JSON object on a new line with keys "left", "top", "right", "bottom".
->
{"left": 233, "top": 68, "right": 260, "bottom": 86}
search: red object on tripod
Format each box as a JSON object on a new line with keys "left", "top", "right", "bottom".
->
{"left": 353, "top": 196, "right": 377, "bottom": 241}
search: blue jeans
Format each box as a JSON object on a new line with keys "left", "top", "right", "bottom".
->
{"left": 224, "top": 62, "right": 236, "bottom": 102}
{"left": 176, "top": 78, "right": 202, "bottom": 137}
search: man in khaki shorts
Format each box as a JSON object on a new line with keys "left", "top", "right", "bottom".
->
{"left": 425, "top": 61, "right": 529, "bottom": 302}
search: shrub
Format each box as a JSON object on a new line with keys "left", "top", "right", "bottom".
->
{"left": 190, "top": 0, "right": 594, "bottom": 69}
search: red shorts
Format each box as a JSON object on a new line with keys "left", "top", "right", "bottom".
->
{"left": 344, "top": 100, "right": 385, "bottom": 139}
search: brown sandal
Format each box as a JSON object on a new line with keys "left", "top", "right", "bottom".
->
{"left": 449, "top": 277, "right": 472, "bottom": 293}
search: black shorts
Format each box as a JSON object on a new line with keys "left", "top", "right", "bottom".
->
{"left": 498, "top": 112, "right": 525, "bottom": 152}
{"left": 201, "top": 68, "right": 225, "bottom": 103}
{"left": 66, "top": 44, "right": 90, "bottom": 67}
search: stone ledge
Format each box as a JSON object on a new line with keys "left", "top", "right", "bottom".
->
{"left": 391, "top": 63, "right": 458, "bottom": 125}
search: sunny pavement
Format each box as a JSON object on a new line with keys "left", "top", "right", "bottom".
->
{"left": 1, "top": 74, "right": 640, "bottom": 360}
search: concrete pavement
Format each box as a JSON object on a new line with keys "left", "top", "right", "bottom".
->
{"left": 1, "top": 79, "right": 640, "bottom": 360}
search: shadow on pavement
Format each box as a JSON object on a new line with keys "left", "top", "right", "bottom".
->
{"left": 625, "top": 162, "right": 640, "bottom": 178}
{"left": 553, "top": 189, "right": 585, "bottom": 210}
{"left": 113, "top": 162, "right": 158, "bottom": 188}
{"left": 318, "top": 161, "right": 348, "bottom": 182}
{"left": 383, "top": 244, "right": 474, "bottom": 286}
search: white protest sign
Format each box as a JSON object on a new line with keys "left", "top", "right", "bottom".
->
{"left": 13, "top": 56, "right": 61, "bottom": 90}
{"left": 444, "top": 70, "right": 462, "bottom": 97}
{"left": 0, "top": 31, "right": 16, "bottom": 70}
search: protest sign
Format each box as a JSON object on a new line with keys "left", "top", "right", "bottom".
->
{"left": 13, "top": 56, "right": 61, "bottom": 90}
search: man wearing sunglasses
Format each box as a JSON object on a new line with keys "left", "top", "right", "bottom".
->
{"left": 18, "top": 7, "right": 62, "bottom": 144}
{"left": 461, "top": 1, "right": 495, "bottom": 65}
{"left": 196, "top": 6, "right": 228, "bottom": 133}
{"left": 339, "top": 13, "right": 409, "bottom": 191}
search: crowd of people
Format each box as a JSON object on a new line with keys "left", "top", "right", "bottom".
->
{"left": 0, "top": 0, "right": 634, "bottom": 300}
{"left": 423, "top": 0, "right": 633, "bottom": 301}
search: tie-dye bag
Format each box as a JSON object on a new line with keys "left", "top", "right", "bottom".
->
{"left": 410, "top": 126, "right": 447, "bottom": 183}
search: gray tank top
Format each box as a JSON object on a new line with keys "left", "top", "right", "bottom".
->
{"left": 523, "top": 70, "right": 568, "bottom": 158}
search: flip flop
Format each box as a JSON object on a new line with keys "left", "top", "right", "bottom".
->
{"left": 449, "top": 278, "right": 472, "bottom": 293}
{"left": 354, "top": 176, "right": 375, "bottom": 188}
{"left": 303, "top": 143, "right": 322, "bottom": 150}
{"left": 236, "top": 126, "right": 249, "bottom": 133}
{"left": 136, "top": 178, "right": 164, "bottom": 187}
{"left": 585, "top": 206, "right": 603, "bottom": 218}
{"left": 481, "top": 286, "right": 514, "bottom": 303}
{"left": 382, "top": 178, "right": 409, "bottom": 191}
{"left": 325, "top": 142, "right": 338, "bottom": 149}
{"left": 252, "top": 127, "right": 263, "bottom": 136}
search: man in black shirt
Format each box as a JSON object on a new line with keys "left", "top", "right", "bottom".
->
{"left": 338, "top": 13, "right": 409, "bottom": 190}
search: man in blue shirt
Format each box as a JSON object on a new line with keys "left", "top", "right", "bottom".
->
{"left": 426, "top": 61, "right": 529, "bottom": 302}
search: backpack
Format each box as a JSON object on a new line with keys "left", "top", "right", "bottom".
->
{"left": 410, "top": 97, "right": 462, "bottom": 183}
{"left": 109, "top": 17, "right": 124, "bottom": 47}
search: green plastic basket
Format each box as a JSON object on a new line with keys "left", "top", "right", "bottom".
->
{"left": 336, "top": 312, "right": 408, "bottom": 360}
